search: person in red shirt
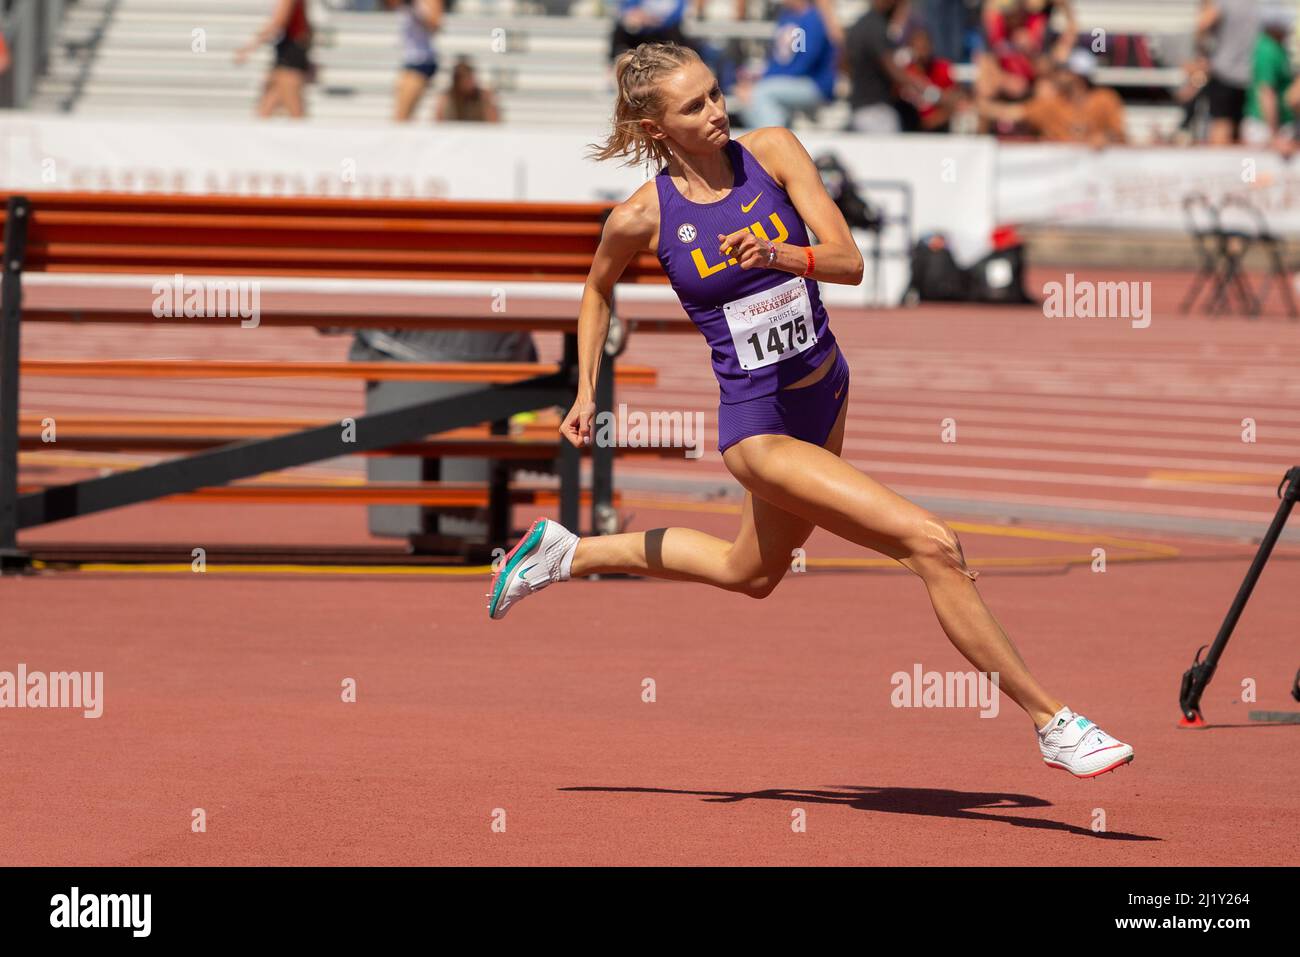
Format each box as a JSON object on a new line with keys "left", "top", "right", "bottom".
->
{"left": 975, "top": 0, "right": 1076, "bottom": 134}
{"left": 980, "top": 48, "right": 1127, "bottom": 146}
{"left": 898, "top": 25, "right": 959, "bottom": 131}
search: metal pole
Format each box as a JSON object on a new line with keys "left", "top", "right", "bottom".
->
{"left": 1179, "top": 466, "right": 1300, "bottom": 723}
{"left": 487, "top": 416, "right": 511, "bottom": 549}
{"left": 591, "top": 314, "right": 617, "bottom": 537}
{"left": 558, "top": 331, "right": 580, "bottom": 532}
{"left": 0, "top": 196, "right": 30, "bottom": 570}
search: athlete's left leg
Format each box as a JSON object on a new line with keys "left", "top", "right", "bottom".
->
{"left": 721, "top": 426, "right": 1065, "bottom": 729}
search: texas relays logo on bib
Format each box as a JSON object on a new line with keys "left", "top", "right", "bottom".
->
{"left": 723, "top": 275, "right": 817, "bottom": 371}
{"left": 677, "top": 223, "right": 697, "bottom": 244}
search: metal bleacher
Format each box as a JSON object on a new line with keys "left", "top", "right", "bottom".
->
{"left": 21, "top": 0, "right": 1218, "bottom": 138}
{"left": 25, "top": 0, "right": 783, "bottom": 128}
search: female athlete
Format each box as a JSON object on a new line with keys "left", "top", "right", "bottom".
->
{"left": 486, "top": 41, "right": 1133, "bottom": 779}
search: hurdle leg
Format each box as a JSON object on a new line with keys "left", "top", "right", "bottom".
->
{"left": 487, "top": 416, "right": 511, "bottom": 549}
{"left": 558, "top": 331, "right": 581, "bottom": 532}
{"left": 0, "top": 196, "right": 30, "bottom": 573}
{"left": 590, "top": 325, "right": 617, "bottom": 537}
{"left": 589, "top": 210, "right": 621, "bottom": 536}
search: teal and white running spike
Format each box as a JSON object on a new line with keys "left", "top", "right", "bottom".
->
{"left": 487, "top": 518, "right": 579, "bottom": 620}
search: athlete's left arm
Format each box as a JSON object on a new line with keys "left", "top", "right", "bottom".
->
{"left": 753, "top": 128, "right": 864, "bottom": 286}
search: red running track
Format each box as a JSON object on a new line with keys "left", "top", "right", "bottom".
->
{"left": 1, "top": 536, "right": 1297, "bottom": 866}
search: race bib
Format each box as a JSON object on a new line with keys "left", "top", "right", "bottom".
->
{"left": 722, "top": 275, "right": 817, "bottom": 371}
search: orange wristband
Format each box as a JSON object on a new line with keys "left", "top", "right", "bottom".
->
{"left": 803, "top": 246, "right": 815, "bottom": 277}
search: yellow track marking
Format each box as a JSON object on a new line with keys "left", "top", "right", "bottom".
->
{"left": 31, "top": 560, "right": 494, "bottom": 576}
{"left": 1146, "top": 469, "right": 1276, "bottom": 485}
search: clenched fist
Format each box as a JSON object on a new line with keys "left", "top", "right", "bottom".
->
{"left": 717, "top": 229, "right": 775, "bottom": 270}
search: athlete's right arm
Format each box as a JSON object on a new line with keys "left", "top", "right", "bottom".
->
{"left": 560, "top": 197, "right": 656, "bottom": 448}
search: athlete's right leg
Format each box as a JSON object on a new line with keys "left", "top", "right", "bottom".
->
{"left": 568, "top": 489, "right": 814, "bottom": 599}
{"left": 488, "top": 491, "right": 815, "bottom": 618}
{"left": 491, "top": 395, "right": 845, "bottom": 618}
{"left": 568, "top": 393, "right": 847, "bottom": 595}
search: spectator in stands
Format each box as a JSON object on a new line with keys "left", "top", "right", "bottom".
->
{"left": 610, "top": 0, "right": 705, "bottom": 63}
{"left": 981, "top": 0, "right": 1077, "bottom": 55}
{"left": 979, "top": 48, "right": 1125, "bottom": 145}
{"left": 435, "top": 56, "right": 502, "bottom": 122}
{"left": 389, "top": 0, "right": 443, "bottom": 122}
{"left": 1197, "top": 0, "right": 1260, "bottom": 145}
{"left": 234, "top": 0, "right": 314, "bottom": 118}
{"left": 974, "top": 0, "right": 1075, "bottom": 134}
{"left": 815, "top": 0, "right": 847, "bottom": 49}
{"left": 898, "top": 24, "right": 961, "bottom": 131}
{"left": 734, "top": 0, "right": 846, "bottom": 47}
{"left": 1241, "top": 5, "right": 1295, "bottom": 151}
{"left": 1171, "top": 50, "right": 1213, "bottom": 144}
{"left": 738, "top": 0, "right": 839, "bottom": 128}
{"left": 845, "top": 0, "right": 928, "bottom": 133}
{"left": 921, "top": 0, "right": 970, "bottom": 63}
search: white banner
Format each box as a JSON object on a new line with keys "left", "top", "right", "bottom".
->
{"left": 997, "top": 143, "right": 1300, "bottom": 236}
{"left": 796, "top": 132, "right": 997, "bottom": 307}
{"left": 0, "top": 115, "right": 998, "bottom": 306}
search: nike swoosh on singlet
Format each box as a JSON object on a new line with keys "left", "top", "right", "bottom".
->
{"left": 740, "top": 193, "right": 763, "bottom": 213}
{"left": 834, "top": 382, "right": 845, "bottom": 400}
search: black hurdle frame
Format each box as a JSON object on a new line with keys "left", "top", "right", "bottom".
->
{"left": 0, "top": 194, "right": 621, "bottom": 572}
{"left": 1178, "top": 465, "right": 1300, "bottom": 724}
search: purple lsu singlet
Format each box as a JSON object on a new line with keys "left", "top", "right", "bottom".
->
{"left": 654, "top": 136, "right": 838, "bottom": 404}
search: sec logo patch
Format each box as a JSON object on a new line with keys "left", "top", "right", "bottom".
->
{"left": 677, "top": 223, "right": 697, "bottom": 244}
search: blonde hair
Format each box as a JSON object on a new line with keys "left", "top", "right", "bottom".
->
{"left": 586, "top": 41, "right": 706, "bottom": 171}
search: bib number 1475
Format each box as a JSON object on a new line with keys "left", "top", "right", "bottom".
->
{"left": 723, "top": 276, "right": 817, "bottom": 371}
{"left": 746, "top": 315, "right": 810, "bottom": 364}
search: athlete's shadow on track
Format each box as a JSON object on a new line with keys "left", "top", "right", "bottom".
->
{"left": 561, "top": 785, "right": 1158, "bottom": 841}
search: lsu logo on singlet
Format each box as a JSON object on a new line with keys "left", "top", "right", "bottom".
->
{"left": 687, "top": 213, "right": 790, "bottom": 280}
